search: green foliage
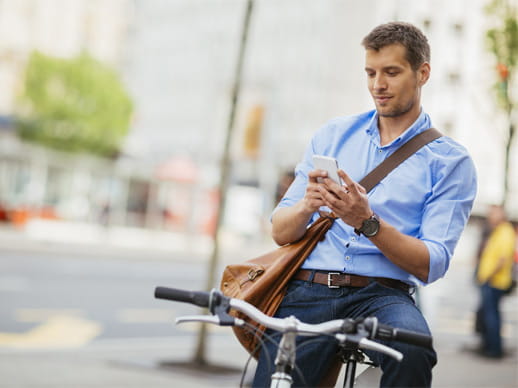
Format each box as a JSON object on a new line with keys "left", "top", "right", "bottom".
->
{"left": 485, "top": 0, "right": 517, "bottom": 111}
{"left": 16, "top": 51, "right": 133, "bottom": 157}
{"left": 485, "top": 0, "right": 517, "bottom": 206}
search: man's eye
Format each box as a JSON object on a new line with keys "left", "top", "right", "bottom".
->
{"left": 387, "top": 71, "right": 399, "bottom": 76}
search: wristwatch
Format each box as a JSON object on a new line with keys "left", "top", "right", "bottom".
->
{"left": 354, "top": 213, "right": 380, "bottom": 237}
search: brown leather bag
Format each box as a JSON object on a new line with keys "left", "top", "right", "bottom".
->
{"left": 219, "top": 128, "right": 442, "bottom": 358}
{"left": 220, "top": 212, "right": 336, "bottom": 357}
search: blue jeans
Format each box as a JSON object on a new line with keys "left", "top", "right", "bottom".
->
{"left": 253, "top": 276, "right": 437, "bottom": 387}
{"left": 480, "top": 283, "right": 505, "bottom": 357}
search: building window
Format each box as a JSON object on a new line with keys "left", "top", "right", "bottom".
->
{"left": 447, "top": 71, "right": 461, "bottom": 84}
{"left": 443, "top": 121, "right": 453, "bottom": 135}
{"left": 452, "top": 22, "right": 464, "bottom": 36}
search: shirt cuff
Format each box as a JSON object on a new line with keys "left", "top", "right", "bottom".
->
{"left": 423, "top": 240, "right": 450, "bottom": 284}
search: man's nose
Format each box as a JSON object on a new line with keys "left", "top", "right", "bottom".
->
{"left": 373, "top": 75, "right": 387, "bottom": 91}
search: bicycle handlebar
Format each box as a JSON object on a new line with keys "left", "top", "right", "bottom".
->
{"left": 154, "top": 286, "right": 433, "bottom": 351}
{"left": 155, "top": 286, "right": 210, "bottom": 308}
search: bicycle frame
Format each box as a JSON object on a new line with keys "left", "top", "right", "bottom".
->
{"left": 270, "top": 327, "right": 374, "bottom": 388}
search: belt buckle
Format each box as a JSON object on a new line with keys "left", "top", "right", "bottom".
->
{"left": 327, "top": 272, "right": 340, "bottom": 288}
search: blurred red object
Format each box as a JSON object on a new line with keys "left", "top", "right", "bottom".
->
{"left": 496, "top": 63, "right": 509, "bottom": 80}
{"left": 155, "top": 156, "right": 199, "bottom": 183}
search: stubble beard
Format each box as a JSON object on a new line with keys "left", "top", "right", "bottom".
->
{"left": 378, "top": 99, "right": 415, "bottom": 118}
{"left": 375, "top": 77, "right": 421, "bottom": 118}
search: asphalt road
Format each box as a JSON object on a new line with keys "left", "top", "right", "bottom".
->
{"left": 0, "top": 250, "right": 217, "bottom": 343}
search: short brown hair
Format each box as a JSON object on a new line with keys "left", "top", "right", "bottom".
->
{"left": 362, "top": 22, "right": 430, "bottom": 71}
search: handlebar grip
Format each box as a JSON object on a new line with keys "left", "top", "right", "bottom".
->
{"left": 154, "top": 287, "right": 210, "bottom": 308}
{"left": 376, "top": 322, "right": 433, "bottom": 349}
{"left": 392, "top": 328, "right": 433, "bottom": 349}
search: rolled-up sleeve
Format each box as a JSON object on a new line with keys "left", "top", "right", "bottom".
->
{"left": 421, "top": 147, "right": 477, "bottom": 284}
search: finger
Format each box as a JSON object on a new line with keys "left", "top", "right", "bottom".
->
{"left": 322, "top": 176, "right": 344, "bottom": 195}
{"left": 318, "top": 185, "right": 343, "bottom": 209}
{"left": 317, "top": 187, "right": 332, "bottom": 208}
{"left": 338, "top": 170, "right": 359, "bottom": 194}
{"left": 309, "top": 169, "right": 328, "bottom": 183}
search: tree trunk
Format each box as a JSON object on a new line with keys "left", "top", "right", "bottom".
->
{"left": 192, "top": 0, "right": 255, "bottom": 365}
{"left": 502, "top": 120, "right": 515, "bottom": 207}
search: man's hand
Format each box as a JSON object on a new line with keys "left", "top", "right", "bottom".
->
{"left": 271, "top": 169, "right": 330, "bottom": 246}
{"left": 317, "top": 169, "right": 430, "bottom": 281}
{"left": 317, "top": 169, "right": 373, "bottom": 229}
{"left": 303, "top": 169, "right": 330, "bottom": 214}
{"left": 274, "top": 168, "right": 430, "bottom": 281}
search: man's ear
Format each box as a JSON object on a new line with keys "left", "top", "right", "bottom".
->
{"left": 418, "top": 62, "right": 431, "bottom": 86}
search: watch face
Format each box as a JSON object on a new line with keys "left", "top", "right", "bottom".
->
{"left": 362, "top": 216, "right": 379, "bottom": 237}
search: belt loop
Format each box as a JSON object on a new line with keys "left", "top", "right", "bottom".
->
{"left": 308, "top": 270, "right": 316, "bottom": 283}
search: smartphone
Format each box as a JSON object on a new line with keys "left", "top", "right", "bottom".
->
{"left": 312, "top": 155, "right": 342, "bottom": 185}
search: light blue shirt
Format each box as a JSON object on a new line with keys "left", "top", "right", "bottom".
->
{"left": 275, "top": 109, "right": 477, "bottom": 286}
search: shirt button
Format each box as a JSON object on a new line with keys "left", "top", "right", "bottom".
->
{"left": 345, "top": 256, "right": 351, "bottom": 261}
{"left": 378, "top": 149, "right": 382, "bottom": 153}
{"left": 351, "top": 237, "right": 356, "bottom": 241}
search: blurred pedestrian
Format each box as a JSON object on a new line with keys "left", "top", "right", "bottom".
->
{"left": 475, "top": 204, "right": 516, "bottom": 358}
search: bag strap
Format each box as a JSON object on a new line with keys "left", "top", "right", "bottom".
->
{"left": 358, "top": 128, "right": 442, "bottom": 193}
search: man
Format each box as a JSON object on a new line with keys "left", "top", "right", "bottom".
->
{"left": 253, "top": 22, "right": 477, "bottom": 387}
{"left": 476, "top": 205, "right": 516, "bottom": 358}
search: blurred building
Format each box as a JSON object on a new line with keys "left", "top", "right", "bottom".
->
{"left": 122, "top": 0, "right": 517, "bottom": 217}
{"left": 0, "top": 0, "right": 131, "bottom": 113}
{"left": 0, "top": 0, "right": 215, "bottom": 237}
{"left": 0, "top": 0, "right": 516, "bottom": 240}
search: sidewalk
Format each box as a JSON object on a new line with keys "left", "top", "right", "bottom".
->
{"left": 0, "top": 220, "right": 213, "bottom": 261}
{"left": 0, "top": 220, "right": 276, "bottom": 264}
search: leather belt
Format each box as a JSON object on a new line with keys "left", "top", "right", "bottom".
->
{"left": 294, "top": 269, "right": 411, "bottom": 293}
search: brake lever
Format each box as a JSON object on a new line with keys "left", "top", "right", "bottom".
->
{"left": 335, "top": 333, "right": 403, "bottom": 362}
{"left": 207, "top": 289, "right": 235, "bottom": 326}
{"left": 176, "top": 315, "right": 224, "bottom": 325}
{"left": 358, "top": 338, "right": 403, "bottom": 362}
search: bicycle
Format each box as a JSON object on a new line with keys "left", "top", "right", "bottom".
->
{"left": 154, "top": 286, "right": 433, "bottom": 388}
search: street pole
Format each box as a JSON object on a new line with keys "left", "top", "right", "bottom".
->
{"left": 193, "top": 0, "right": 255, "bottom": 365}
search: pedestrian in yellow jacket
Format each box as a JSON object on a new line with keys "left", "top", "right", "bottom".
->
{"left": 476, "top": 205, "right": 516, "bottom": 358}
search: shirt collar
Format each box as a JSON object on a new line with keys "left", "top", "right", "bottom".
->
{"left": 365, "top": 108, "right": 432, "bottom": 149}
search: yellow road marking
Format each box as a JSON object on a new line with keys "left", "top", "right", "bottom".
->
{"left": 0, "top": 314, "right": 101, "bottom": 349}
{"left": 15, "top": 309, "right": 84, "bottom": 322}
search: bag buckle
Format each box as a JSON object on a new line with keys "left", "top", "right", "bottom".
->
{"left": 327, "top": 272, "right": 340, "bottom": 288}
{"left": 247, "top": 268, "right": 264, "bottom": 281}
